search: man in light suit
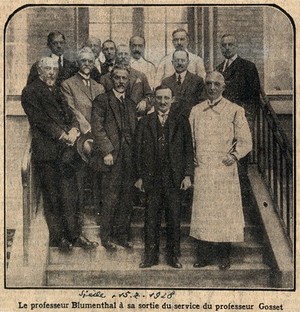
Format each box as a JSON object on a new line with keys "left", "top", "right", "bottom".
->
{"left": 100, "top": 44, "right": 152, "bottom": 116}
{"left": 135, "top": 86, "right": 194, "bottom": 268}
{"left": 91, "top": 64, "right": 137, "bottom": 251}
{"left": 216, "top": 34, "right": 261, "bottom": 222}
{"left": 155, "top": 28, "right": 205, "bottom": 87}
{"left": 21, "top": 57, "right": 98, "bottom": 251}
{"left": 61, "top": 47, "right": 105, "bottom": 217}
{"left": 161, "top": 49, "right": 205, "bottom": 118}
{"left": 129, "top": 36, "right": 156, "bottom": 89}
{"left": 27, "top": 31, "right": 77, "bottom": 86}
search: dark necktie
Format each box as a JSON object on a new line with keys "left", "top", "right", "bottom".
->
{"left": 177, "top": 74, "right": 182, "bottom": 85}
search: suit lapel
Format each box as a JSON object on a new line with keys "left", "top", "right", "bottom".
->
{"left": 108, "top": 91, "right": 122, "bottom": 131}
{"left": 168, "top": 113, "right": 177, "bottom": 143}
{"left": 180, "top": 71, "right": 192, "bottom": 94}
{"left": 149, "top": 113, "right": 158, "bottom": 142}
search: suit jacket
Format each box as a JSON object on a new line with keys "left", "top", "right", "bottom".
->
{"left": 162, "top": 71, "right": 205, "bottom": 118}
{"left": 27, "top": 57, "right": 78, "bottom": 87}
{"left": 90, "top": 90, "right": 136, "bottom": 172}
{"left": 61, "top": 73, "right": 105, "bottom": 134}
{"left": 135, "top": 111, "right": 194, "bottom": 190}
{"left": 216, "top": 56, "right": 261, "bottom": 118}
{"left": 100, "top": 67, "right": 152, "bottom": 105}
{"left": 21, "top": 79, "right": 78, "bottom": 162}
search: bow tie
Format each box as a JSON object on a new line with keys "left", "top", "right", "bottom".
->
{"left": 105, "top": 62, "right": 114, "bottom": 67}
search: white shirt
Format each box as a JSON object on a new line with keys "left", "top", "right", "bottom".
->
{"left": 131, "top": 57, "right": 156, "bottom": 89}
{"left": 157, "top": 109, "right": 170, "bottom": 125}
{"left": 155, "top": 50, "right": 205, "bottom": 87}
{"left": 113, "top": 89, "right": 126, "bottom": 102}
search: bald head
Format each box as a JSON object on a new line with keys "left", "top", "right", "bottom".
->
{"left": 205, "top": 71, "right": 225, "bottom": 101}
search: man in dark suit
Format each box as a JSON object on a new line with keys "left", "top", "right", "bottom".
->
{"left": 100, "top": 44, "right": 152, "bottom": 116}
{"left": 27, "top": 31, "right": 77, "bottom": 86}
{"left": 216, "top": 34, "right": 261, "bottom": 128}
{"left": 91, "top": 64, "right": 136, "bottom": 251}
{"left": 162, "top": 49, "right": 205, "bottom": 118}
{"left": 21, "top": 57, "right": 98, "bottom": 251}
{"left": 216, "top": 34, "right": 261, "bottom": 222}
{"left": 135, "top": 86, "right": 194, "bottom": 269}
{"left": 101, "top": 40, "right": 117, "bottom": 75}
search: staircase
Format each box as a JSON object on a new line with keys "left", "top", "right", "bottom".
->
{"left": 46, "top": 193, "right": 272, "bottom": 288}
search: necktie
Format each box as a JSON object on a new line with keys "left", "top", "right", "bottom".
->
{"left": 82, "top": 78, "right": 90, "bottom": 87}
{"left": 177, "top": 74, "right": 182, "bottom": 85}
{"left": 119, "top": 95, "right": 125, "bottom": 108}
{"left": 161, "top": 113, "right": 168, "bottom": 126}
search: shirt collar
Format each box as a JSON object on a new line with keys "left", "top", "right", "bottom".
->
{"left": 208, "top": 96, "right": 223, "bottom": 106}
{"left": 157, "top": 109, "right": 170, "bottom": 116}
{"left": 175, "top": 70, "right": 187, "bottom": 80}
{"left": 225, "top": 53, "right": 238, "bottom": 63}
{"left": 78, "top": 72, "right": 90, "bottom": 80}
{"left": 113, "top": 88, "right": 125, "bottom": 101}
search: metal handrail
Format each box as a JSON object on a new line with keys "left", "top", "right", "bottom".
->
{"left": 254, "top": 90, "right": 293, "bottom": 247}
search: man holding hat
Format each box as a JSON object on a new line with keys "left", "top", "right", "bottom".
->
{"left": 61, "top": 47, "right": 105, "bottom": 220}
{"left": 21, "top": 56, "right": 98, "bottom": 251}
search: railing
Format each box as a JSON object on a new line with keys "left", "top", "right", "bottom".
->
{"left": 21, "top": 131, "right": 41, "bottom": 264}
{"left": 252, "top": 91, "right": 293, "bottom": 247}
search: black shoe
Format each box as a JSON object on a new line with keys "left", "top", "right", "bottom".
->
{"left": 139, "top": 258, "right": 159, "bottom": 268}
{"left": 58, "top": 238, "right": 73, "bottom": 252}
{"left": 193, "top": 260, "right": 210, "bottom": 268}
{"left": 116, "top": 239, "right": 133, "bottom": 249}
{"left": 102, "top": 240, "right": 117, "bottom": 251}
{"left": 74, "top": 235, "right": 99, "bottom": 250}
{"left": 167, "top": 256, "right": 182, "bottom": 269}
{"left": 218, "top": 257, "right": 231, "bottom": 270}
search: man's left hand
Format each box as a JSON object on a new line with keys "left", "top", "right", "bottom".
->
{"left": 180, "top": 176, "right": 192, "bottom": 190}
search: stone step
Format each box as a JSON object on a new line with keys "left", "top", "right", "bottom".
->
{"left": 46, "top": 248, "right": 271, "bottom": 288}
{"left": 48, "top": 240, "right": 264, "bottom": 266}
{"left": 81, "top": 219, "right": 263, "bottom": 244}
